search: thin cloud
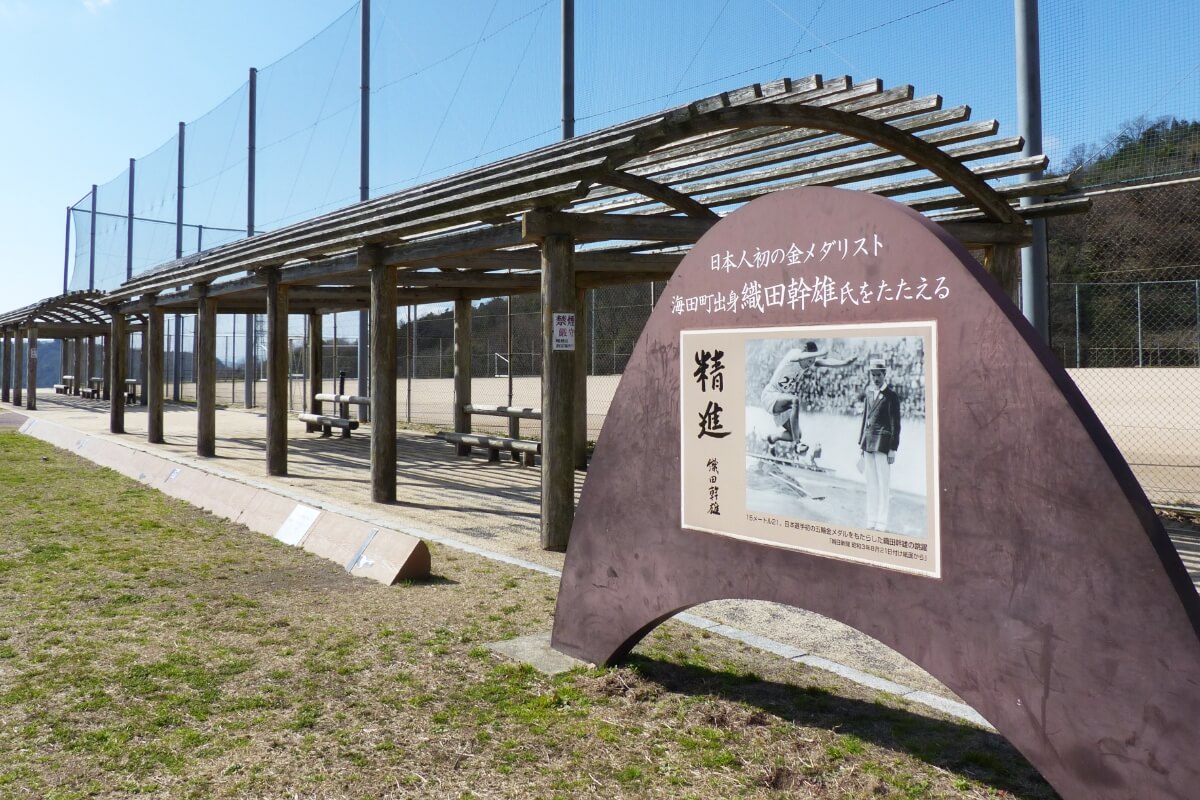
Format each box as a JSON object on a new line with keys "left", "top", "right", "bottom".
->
{"left": 82, "top": 0, "right": 112, "bottom": 13}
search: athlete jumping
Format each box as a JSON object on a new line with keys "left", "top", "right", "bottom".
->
{"left": 759, "top": 340, "right": 857, "bottom": 459}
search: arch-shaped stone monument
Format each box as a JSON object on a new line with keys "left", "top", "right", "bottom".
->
{"left": 552, "top": 186, "right": 1200, "bottom": 800}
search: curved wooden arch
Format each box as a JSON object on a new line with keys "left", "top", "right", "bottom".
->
{"left": 606, "top": 102, "right": 1022, "bottom": 224}
{"left": 0, "top": 291, "right": 110, "bottom": 329}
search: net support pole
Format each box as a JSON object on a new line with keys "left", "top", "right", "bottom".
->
{"left": 1015, "top": 0, "right": 1048, "bottom": 341}
{"left": 88, "top": 185, "right": 97, "bottom": 291}
{"left": 245, "top": 67, "right": 258, "bottom": 408}
{"left": 356, "top": 0, "right": 372, "bottom": 422}
{"left": 62, "top": 207, "right": 71, "bottom": 294}
{"left": 562, "top": 0, "right": 574, "bottom": 139}
{"left": 175, "top": 121, "right": 185, "bottom": 260}
{"left": 127, "top": 158, "right": 135, "bottom": 281}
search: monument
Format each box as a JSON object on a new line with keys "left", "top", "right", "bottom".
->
{"left": 553, "top": 187, "right": 1200, "bottom": 799}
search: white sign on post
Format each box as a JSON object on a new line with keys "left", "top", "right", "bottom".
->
{"left": 552, "top": 312, "right": 576, "bottom": 351}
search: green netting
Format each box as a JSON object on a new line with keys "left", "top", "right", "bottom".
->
{"left": 183, "top": 83, "right": 251, "bottom": 247}
{"left": 255, "top": 3, "right": 361, "bottom": 231}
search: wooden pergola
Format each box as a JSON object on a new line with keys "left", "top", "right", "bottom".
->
{"left": 9, "top": 75, "right": 1085, "bottom": 550}
{"left": 0, "top": 291, "right": 138, "bottom": 411}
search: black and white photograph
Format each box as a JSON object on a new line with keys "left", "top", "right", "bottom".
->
{"left": 744, "top": 329, "right": 931, "bottom": 539}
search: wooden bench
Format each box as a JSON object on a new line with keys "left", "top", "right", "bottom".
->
{"left": 62, "top": 375, "right": 75, "bottom": 395}
{"left": 461, "top": 404, "right": 542, "bottom": 459}
{"left": 438, "top": 431, "right": 540, "bottom": 467}
{"left": 81, "top": 377, "right": 104, "bottom": 400}
{"left": 301, "top": 391, "right": 368, "bottom": 438}
{"left": 124, "top": 378, "right": 139, "bottom": 404}
{"left": 53, "top": 384, "right": 68, "bottom": 395}
{"left": 299, "top": 413, "right": 360, "bottom": 437}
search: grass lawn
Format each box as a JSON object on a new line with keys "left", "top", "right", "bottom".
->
{"left": 0, "top": 432, "right": 1057, "bottom": 799}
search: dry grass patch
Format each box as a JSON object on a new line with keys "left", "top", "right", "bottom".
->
{"left": 0, "top": 432, "right": 1057, "bottom": 798}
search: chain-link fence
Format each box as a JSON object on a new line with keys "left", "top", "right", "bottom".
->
{"left": 1048, "top": 179, "right": 1200, "bottom": 508}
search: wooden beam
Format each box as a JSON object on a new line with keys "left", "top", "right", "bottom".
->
{"left": 598, "top": 168, "right": 717, "bottom": 219}
{"left": 453, "top": 297, "right": 472, "bottom": 446}
{"left": 939, "top": 221, "right": 1032, "bottom": 247}
{"left": 523, "top": 211, "right": 718, "bottom": 244}
{"left": 367, "top": 248, "right": 396, "bottom": 503}
{"left": 540, "top": 233, "right": 575, "bottom": 551}
{"left": 384, "top": 222, "right": 524, "bottom": 266}
{"left": 196, "top": 289, "right": 217, "bottom": 457}
{"left": 265, "top": 269, "right": 289, "bottom": 476}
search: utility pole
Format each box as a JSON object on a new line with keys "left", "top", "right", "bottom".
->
{"left": 1015, "top": 0, "right": 1048, "bottom": 341}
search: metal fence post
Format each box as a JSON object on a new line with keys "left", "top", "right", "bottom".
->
{"left": 1074, "top": 283, "right": 1081, "bottom": 367}
{"left": 1136, "top": 282, "right": 1143, "bottom": 367}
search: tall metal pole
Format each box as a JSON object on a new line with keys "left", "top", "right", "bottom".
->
{"left": 356, "top": 0, "right": 372, "bottom": 420}
{"left": 176, "top": 121, "right": 185, "bottom": 259}
{"left": 245, "top": 68, "right": 257, "bottom": 408}
{"left": 247, "top": 68, "right": 257, "bottom": 239}
{"left": 360, "top": 0, "right": 370, "bottom": 203}
{"left": 88, "top": 185, "right": 97, "bottom": 291}
{"left": 562, "top": 0, "right": 574, "bottom": 139}
{"left": 126, "top": 158, "right": 135, "bottom": 280}
{"left": 1015, "top": 0, "right": 1048, "bottom": 341}
{"left": 62, "top": 207, "right": 71, "bottom": 294}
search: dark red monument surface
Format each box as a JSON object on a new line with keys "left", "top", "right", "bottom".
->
{"left": 552, "top": 187, "right": 1200, "bottom": 799}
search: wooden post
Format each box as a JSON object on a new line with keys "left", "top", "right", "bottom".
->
{"left": 101, "top": 331, "right": 111, "bottom": 400}
{"left": 540, "top": 233, "right": 576, "bottom": 551}
{"left": 574, "top": 287, "right": 588, "bottom": 470}
{"left": 87, "top": 336, "right": 96, "bottom": 393}
{"left": 307, "top": 312, "right": 322, "bottom": 416}
{"left": 109, "top": 309, "right": 126, "bottom": 434}
{"left": 265, "top": 268, "right": 289, "bottom": 476}
{"left": 196, "top": 288, "right": 217, "bottom": 457}
{"left": 73, "top": 336, "right": 83, "bottom": 395}
{"left": 59, "top": 338, "right": 69, "bottom": 386}
{"left": 13, "top": 329, "right": 23, "bottom": 406}
{"left": 368, "top": 248, "right": 396, "bottom": 503}
{"left": 139, "top": 324, "right": 149, "bottom": 406}
{"left": 25, "top": 327, "right": 36, "bottom": 411}
{"left": 2, "top": 329, "right": 10, "bottom": 404}
{"left": 453, "top": 296, "right": 472, "bottom": 454}
{"left": 147, "top": 302, "right": 165, "bottom": 444}
{"left": 988, "top": 244, "right": 1022, "bottom": 304}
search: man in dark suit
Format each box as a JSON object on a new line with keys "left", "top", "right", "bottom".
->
{"left": 859, "top": 358, "right": 901, "bottom": 531}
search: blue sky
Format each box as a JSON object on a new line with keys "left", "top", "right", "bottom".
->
{"left": 1, "top": 0, "right": 1197, "bottom": 310}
